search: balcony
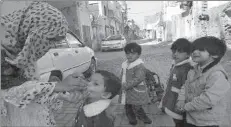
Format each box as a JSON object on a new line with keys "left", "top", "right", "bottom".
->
{"left": 108, "top": 9, "right": 114, "bottom": 18}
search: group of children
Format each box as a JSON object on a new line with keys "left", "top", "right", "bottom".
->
{"left": 161, "top": 36, "right": 230, "bottom": 127}
{"left": 60, "top": 36, "right": 230, "bottom": 127}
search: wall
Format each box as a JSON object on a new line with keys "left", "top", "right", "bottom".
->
{"left": 163, "top": 1, "right": 184, "bottom": 41}
{"left": 1, "top": 1, "right": 32, "bottom": 16}
{"left": 190, "top": 1, "right": 230, "bottom": 40}
{"left": 78, "top": 1, "right": 93, "bottom": 48}
{"left": 88, "top": 2, "right": 108, "bottom": 50}
{"left": 107, "top": 1, "right": 123, "bottom": 36}
{"left": 208, "top": 1, "right": 230, "bottom": 9}
{"left": 88, "top": 3, "right": 99, "bottom": 18}
{"left": 88, "top": 2, "right": 107, "bottom": 37}
{"left": 48, "top": 1, "right": 82, "bottom": 39}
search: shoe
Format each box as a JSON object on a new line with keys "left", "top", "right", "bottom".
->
{"left": 139, "top": 115, "right": 152, "bottom": 124}
{"left": 129, "top": 119, "right": 137, "bottom": 125}
{"left": 136, "top": 107, "right": 152, "bottom": 124}
{"left": 125, "top": 104, "right": 138, "bottom": 125}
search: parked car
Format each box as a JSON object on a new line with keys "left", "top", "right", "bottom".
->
{"left": 101, "top": 34, "right": 126, "bottom": 52}
{"left": 38, "top": 31, "right": 97, "bottom": 82}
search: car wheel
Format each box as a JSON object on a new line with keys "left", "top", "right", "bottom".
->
{"left": 83, "top": 58, "right": 96, "bottom": 78}
{"left": 49, "top": 75, "right": 62, "bottom": 82}
{"left": 90, "top": 58, "right": 96, "bottom": 74}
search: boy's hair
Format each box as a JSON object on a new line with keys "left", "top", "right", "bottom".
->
{"left": 192, "top": 36, "right": 227, "bottom": 72}
{"left": 124, "top": 42, "right": 142, "bottom": 55}
{"left": 171, "top": 38, "right": 192, "bottom": 55}
{"left": 192, "top": 36, "right": 227, "bottom": 61}
{"left": 95, "top": 70, "right": 121, "bottom": 99}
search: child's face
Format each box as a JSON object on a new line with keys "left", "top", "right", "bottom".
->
{"left": 87, "top": 73, "right": 105, "bottom": 100}
{"left": 171, "top": 50, "right": 189, "bottom": 64}
{"left": 126, "top": 52, "right": 140, "bottom": 63}
{"left": 191, "top": 49, "right": 214, "bottom": 66}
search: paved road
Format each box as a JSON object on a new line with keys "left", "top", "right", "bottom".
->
{"left": 55, "top": 41, "right": 231, "bottom": 127}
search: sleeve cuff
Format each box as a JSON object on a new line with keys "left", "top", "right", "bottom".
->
{"left": 184, "top": 102, "right": 192, "bottom": 111}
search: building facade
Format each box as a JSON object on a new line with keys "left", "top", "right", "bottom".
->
{"left": 88, "top": 1, "right": 124, "bottom": 38}
{"left": 88, "top": 1, "right": 125, "bottom": 50}
{"left": 162, "top": 1, "right": 230, "bottom": 42}
{"left": 144, "top": 12, "right": 164, "bottom": 40}
{"left": 48, "top": 1, "right": 93, "bottom": 48}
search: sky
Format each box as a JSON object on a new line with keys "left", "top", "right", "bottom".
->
{"left": 126, "top": 1, "right": 162, "bottom": 29}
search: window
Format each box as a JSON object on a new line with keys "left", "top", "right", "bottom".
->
{"left": 66, "top": 33, "right": 82, "bottom": 48}
{"left": 106, "top": 35, "right": 122, "bottom": 41}
{"left": 55, "top": 38, "right": 69, "bottom": 49}
{"left": 104, "top": 6, "right": 107, "bottom": 16}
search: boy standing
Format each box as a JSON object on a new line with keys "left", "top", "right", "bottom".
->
{"left": 160, "top": 38, "right": 193, "bottom": 127}
{"left": 177, "top": 36, "right": 230, "bottom": 127}
{"left": 120, "top": 43, "right": 152, "bottom": 125}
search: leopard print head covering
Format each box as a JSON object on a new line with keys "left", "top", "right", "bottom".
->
{"left": 1, "top": 2, "right": 69, "bottom": 80}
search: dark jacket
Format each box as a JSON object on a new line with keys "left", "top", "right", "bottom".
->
{"left": 73, "top": 99, "right": 115, "bottom": 127}
{"left": 73, "top": 107, "right": 114, "bottom": 127}
{"left": 162, "top": 59, "right": 192, "bottom": 120}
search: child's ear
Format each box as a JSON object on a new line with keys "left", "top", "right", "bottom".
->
{"left": 101, "top": 92, "right": 112, "bottom": 99}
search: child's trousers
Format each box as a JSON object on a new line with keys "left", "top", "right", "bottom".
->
{"left": 125, "top": 104, "right": 152, "bottom": 124}
{"left": 173, "top": 119, "right": 184, "bottom": 127}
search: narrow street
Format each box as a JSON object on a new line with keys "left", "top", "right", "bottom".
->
{"left": 96, "top": 41, "right": 174, "bottom": 127}
{"left": 96, "top": 41, "right": 173, "bottom": 85}
{"left": 2, "top": 1, "right": 231, "bottom": 127}
{"left": 55, "top": 41, "right": 175, "bottom": 127}
{"left": 96, "top": 42, "right": 231, "bottom": 127}
{"left": 55, "top": 40, "right": 231, "bottom": 127}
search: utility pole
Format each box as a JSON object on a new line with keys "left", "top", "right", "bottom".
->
{"left": 0, "top": 0, "right": 3, "bottom": 121}
{"left": 200, "top": 1, "right": 209, "bottom": 36}
{"left": 122, "top": 2, "right": 131, "bottom": 43}
{"left": 124, "top": 2, "right": 128, "bottom": 22}
{"left": 122, "top": 1, "right": 128, "bottom": 32}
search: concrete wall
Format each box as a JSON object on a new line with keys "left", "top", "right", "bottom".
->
{"left": 1, "top": 1, "right": 32, "bottom": 16}
{"left": 88, "top": 3, "right": 99, "bottom": 18}
{"left": 88, "top": 2, "right": 107, "bottom": 50}
{"left": 78, "top": 1, "right": 93, "bottom": 48}
{"left": 47, "top": 1, "right": 82, "bottom": 40}
{"left": 48, "top": 1, "right": 93, "bottom": 49}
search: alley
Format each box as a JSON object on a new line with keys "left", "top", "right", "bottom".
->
{"left": 2, "top": 1, "right": 231, "bottom": 127}
{"left": 96, "top": 41, "right": 173, "bottom": 84}
{"left": 97, "top": 42, "right": 174, "bottom": 127}
{"left": 54, "top": 41, "right": 175, "bottom": 127}
{"left": 55, "top": 41, "right": 231, "bottom": 127}
{"left": 96, "top": 42, "right": 231, "bottom": 127}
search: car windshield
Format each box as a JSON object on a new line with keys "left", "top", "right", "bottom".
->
{"left": 106, "top": 35, "right": 123, "bottom": 41}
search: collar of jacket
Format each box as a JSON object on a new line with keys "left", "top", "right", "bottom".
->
{"left": 196, "top": 60, "right": 214, "bottom": 72}
{"left": 172, "top": 58, "right": 192, "bottom": 67}
{"left": 83, "top": 99, "right": 111, "bottom": 117}
{"left": 190, "top": 63, "right": 228, "bottom": 83}
{"left": 122, "top": 58, "right": 144, "bottom": 70}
